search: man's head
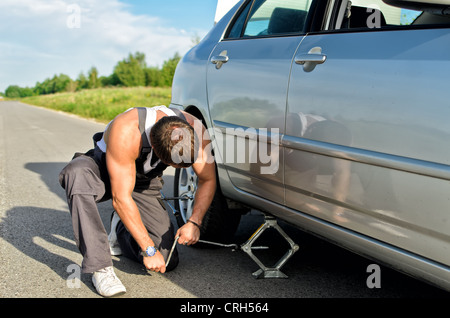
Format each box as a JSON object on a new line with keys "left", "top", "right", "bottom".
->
{"left": 150, "top": 116, "right": 199, "bottom": 168}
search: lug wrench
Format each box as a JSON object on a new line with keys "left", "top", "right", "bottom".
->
{"left": 161, "top": 193, "right": 298, "bottom": 278}
{"left": 161, "top": 195, "right": 193, "bottom": 201}
{"left": 165, "top": 236, "right": 268, "bottom": 268}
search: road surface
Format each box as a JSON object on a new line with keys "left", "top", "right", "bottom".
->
{"left": 0, "top": 101, "right": 448, "bottom": 301}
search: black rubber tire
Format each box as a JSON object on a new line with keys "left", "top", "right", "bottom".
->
{"left": 173, "top": 167, "right": 242, "bottom": 244}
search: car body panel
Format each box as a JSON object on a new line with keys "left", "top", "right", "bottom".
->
{"left": 170, "top": 0, "right": 450, "bottom": 291}
{"left": 285, "top": 28, "right": 450, "bottom": 267}
{"left": 207, "top": 36, "right": 304, "bottom": 204}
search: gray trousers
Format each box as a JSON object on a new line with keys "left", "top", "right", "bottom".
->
{"left": 59, "top": 147, "right": 179, "bottom": 273}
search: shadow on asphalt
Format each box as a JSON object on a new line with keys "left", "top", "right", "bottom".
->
{"left": 6, "top": 161, "right": 448, "bottom": 298}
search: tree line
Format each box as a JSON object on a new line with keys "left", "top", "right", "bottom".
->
{"left": 4, "top": 51, "right": 181, "bottom": 98}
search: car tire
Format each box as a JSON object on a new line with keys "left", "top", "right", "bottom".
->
{"left": 173, "top": 166, "right": 242, "bottom": 244}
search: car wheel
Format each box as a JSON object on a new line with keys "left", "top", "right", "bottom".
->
{"left": 173, "top": 166, "right": 242, "bottom": 244}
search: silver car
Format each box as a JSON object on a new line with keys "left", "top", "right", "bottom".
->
{"left": 170, "top": 0, "right": 450, "bottom": 291}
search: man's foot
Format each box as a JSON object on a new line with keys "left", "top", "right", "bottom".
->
{"left": 92, "top": 266, "right": 126, "bottom": 297}
{"left": 108, "top": 211, "right": 122, "bottom": 256}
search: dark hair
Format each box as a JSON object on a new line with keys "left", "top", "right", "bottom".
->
{"left": 150, "top": 116, "right": 199, "bottom": 167}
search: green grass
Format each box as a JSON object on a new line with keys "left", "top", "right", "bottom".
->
{"left": 20, "top": 86, "right": 172, "bottom": 123}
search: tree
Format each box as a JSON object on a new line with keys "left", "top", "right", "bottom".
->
{"left": 65, "top": 80, "right": 78, "bottom": 92}
{"left": 5, "top": 85, "right": 22, "bottom": 98}
{"left": 33, "top": 74, "right": 72, "bottom": 94}
{"left": 87, "top": 66, "right": 100, "bottom": 89}
{"left": 4, "top": 50, "right": 185, "bottom": 96}
{"left": 191, "top": 33, "right": 201, "bottom": 47}
{"left": 113, "top": 52, "right": 146, "bottom": 87}
{"left": 5, "top": 85, "right": 35, "bottom": 98}
{"left": 100, "top": 73, "right": 120, "bottom": 87}
{"left": 20, "top": 87, "right": 35, "bottom": 97}
{"left": 160, "top": 52, "right": 181, "bottom": 87}
{"left": 52, "top": 74, "right": 71, "bottom": 93}
{"left": 76, "top": 72, "right": 89, "bottom": 91}
{"left": 144, "top": 67, "right": 162, "bottom": 87}
{"left": 134, "top": 52, "right": 147, "bottom": 68}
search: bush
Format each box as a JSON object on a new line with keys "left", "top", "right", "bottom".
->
{"left": 113, "top": 52, "right": 146, "bottom": 87}
{"left": 5, "top": 85, "right": 35, "bottom": 98}
{"left": 3, "top": 51, "right": 182, "bottom": 97}
{"left": 160, "top": 53, "right": 181, "bottom": 87}
{"left": 34, "top": 74, "right": 73, "bottom": 95}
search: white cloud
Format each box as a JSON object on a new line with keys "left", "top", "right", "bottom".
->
{"left": 0, "top": 0, "right": 201, "bottom": 92}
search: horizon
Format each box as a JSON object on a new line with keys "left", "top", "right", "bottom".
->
{"left": 0, "top": 0, "right": 220, "bottom": 94}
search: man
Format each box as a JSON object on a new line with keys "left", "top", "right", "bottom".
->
{"left": 59, "top": 105, "right": 216, "bottom": 297}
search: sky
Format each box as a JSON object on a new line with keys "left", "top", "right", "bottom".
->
{"left": 0, "top": 0, "right": 221, "bottom": 93}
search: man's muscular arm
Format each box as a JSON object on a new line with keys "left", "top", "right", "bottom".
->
{"left": 105, "top": 110, "right": 166, "bottom": 273}
{"left": 175, "top": 112, "right": 216, "bottom": 245}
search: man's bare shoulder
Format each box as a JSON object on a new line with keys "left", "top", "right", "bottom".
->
{"left": 105, "top": 108, "right": 141, "bottom": 159}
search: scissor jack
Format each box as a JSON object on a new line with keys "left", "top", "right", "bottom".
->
{"left": 240, "top": 215, "right": 300, "bottom": 279}
{"left": 162, "top": 194, "right": 299, "bottom": 279}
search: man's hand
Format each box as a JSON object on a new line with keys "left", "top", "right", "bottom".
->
{"left": 176, "top": 221, "right": 201, "bottom": 246}
{"left": 106, "top": 109, "right": 162, "bottom": 271}
{"left": 143, "top": 251, "right": 166, "bottom": 273}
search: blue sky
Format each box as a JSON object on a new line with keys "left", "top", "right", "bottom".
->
{"left": 120, "top": 0, "right": 218, "bottom": 30}
{"left": 0, "top": 0, "right": 220, "bottom": 93}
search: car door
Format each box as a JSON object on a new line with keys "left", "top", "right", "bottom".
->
{"left": 207, "top": 0, "right": 314, "bottom": 204}
{"left": 285, "top": 0, "right": 450, "bottom": 266}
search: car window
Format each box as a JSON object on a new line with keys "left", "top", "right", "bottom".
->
{"left": 227, "top": 1, "right": 252, "bottom": 38}
{"left": 226, "top": 0, "right": 314, "bottom": 38}
{"left": 329, "top": 0, "right": 450, "bottom": 31}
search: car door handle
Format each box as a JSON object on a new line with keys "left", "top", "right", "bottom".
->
{"left": 211, "top": 55, "right": 229, "bottom": 64}
{"left": 294, "top": 47, "right": 327, "bottom": 72}
{"left": 211, "top": 51, "right": 229, "bottom": 69}
{"left": 294, "top": 53, "right": 327, "bottom": 65}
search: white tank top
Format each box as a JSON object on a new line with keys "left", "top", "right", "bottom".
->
{"left": 96, "top": 105, "right": 177, "bottom": 173}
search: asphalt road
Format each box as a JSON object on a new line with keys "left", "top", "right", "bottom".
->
{"left": 0, "top": 101, "right": 448, "bottom": 301}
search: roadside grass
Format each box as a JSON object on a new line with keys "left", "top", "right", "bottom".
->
{"left": 19, "top": 86, "right": 172, "bottom": 123}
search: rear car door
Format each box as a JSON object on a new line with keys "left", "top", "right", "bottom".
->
{"left": 207, "top": 0, "right": 314, "bottom": 204}
{"left": 285, "top": 0, "right": 450, "bottom": 268}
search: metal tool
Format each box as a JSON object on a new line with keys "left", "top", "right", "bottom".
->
{"left": 165, "top": 235, "right": 179, "bottom": 268}
{"left": 165, "top": 214, "right": 299, "bottom": 279}
{"left": 160, "top": 193, "right": 191, "bottom": 222}
{"left": 161, "top": 194, "right": 193, "bottom": 201}
{"left": 240, "top": 215, "right": 300, "bottom": 279}
{"left": 165, "top": 236, "right": 265, "bottom": 267}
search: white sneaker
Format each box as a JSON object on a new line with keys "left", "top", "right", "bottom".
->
{"left": 92, "top": 266, "right": 126, "bottom": 297}
{"left": 108, "top": 212, "right": 122, "bottom": 256}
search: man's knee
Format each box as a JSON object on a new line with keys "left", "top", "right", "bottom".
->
{"left": 59, "top": 156, "right": 104, "bottom": 197}
{"left": 59, "top": 158, "right": 86, "bottom": 189}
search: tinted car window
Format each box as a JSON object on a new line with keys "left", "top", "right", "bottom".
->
{"left": 227, "top": 0, "right": 313, "bottom": 38}
{"left": 331, "top": 0, "right": 450, "bottom": 31}
{"left": 227, "top": 1, "right": 252, "bottom": 38}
